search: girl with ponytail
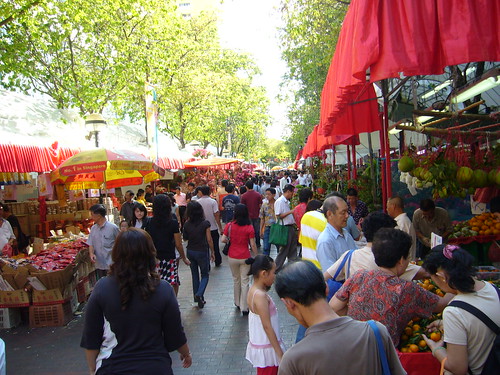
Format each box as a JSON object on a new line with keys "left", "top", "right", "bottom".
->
{"left": 245, "top": 255, "right": 286, "bottom": 375}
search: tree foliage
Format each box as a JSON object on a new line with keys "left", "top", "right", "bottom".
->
{"left": 0, "top": 0, "right": 269, "bottom": 153}
{"left": 278, "top": 0, "right": 348, "bottom": 157}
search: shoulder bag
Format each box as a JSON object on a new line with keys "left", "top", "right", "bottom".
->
{"left": 368, "top": 320, "right": 392, "bottom": 375}
{"left": 222, "top": 223, "right": 232, "bottom": 256}
{"left": 269, "top": 218, "right": 288, "bottom": 246}
{"left": 326, "top": 249, "right": 355, "bottom": 301}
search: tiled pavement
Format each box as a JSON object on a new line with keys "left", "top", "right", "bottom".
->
{"left": 1, "top": 247, "right": 298, "bottom": 374}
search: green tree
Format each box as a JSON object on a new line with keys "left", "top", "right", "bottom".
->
{"left": 279, "top": 0, "right": 348, "bottom": 157}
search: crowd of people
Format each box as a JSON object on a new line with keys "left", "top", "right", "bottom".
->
{"left": 80, "top": 174, "right": 500, "bottom": 375}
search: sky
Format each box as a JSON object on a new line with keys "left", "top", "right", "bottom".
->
{"left": 218, "top": 0, "right": 290, "bottom": 140}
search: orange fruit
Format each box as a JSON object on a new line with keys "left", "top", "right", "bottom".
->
{"left": 409, "top": 344, "right": 419, "bottom": 353}
{"left": 495, "top": 223, "right": 500, "bottom": 230}
{"left": 419, "top": 340, "right": 427, "bottom": 348}
{"left": 430, "top": 331, "right": 441, "bottom": 341}
{"left": 481, "top": 225, "right": 489, "bottom": 230}
{"left": 472, "top": 226, "right": 480, "bottom": 232}
{"left": 401, "top": 334, "right": 409, "bottom": 342}
{"left": 404, "top": 327, "right": 413, "bottom": 336}
{"left": 412, "top": 324, "right": 421, "bottom": 332}
{"left": 401, "top": 347, "right": 409, "bottom": 353}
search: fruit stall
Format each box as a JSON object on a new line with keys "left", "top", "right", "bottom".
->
{"left": 397, "top": 141, "right": 500, "bottom": 266}
{"left": 0, "top": 236, "right": 96, "bottom": 329}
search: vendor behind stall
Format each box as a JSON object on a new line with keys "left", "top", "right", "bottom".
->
{"left": 0, "top": 204, "right": 15, "bottom": 256}
{"left": 1, "top": 203, "right": 29, "bottom": 254}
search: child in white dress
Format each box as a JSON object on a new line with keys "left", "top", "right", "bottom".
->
{"left": 245, "top": 255, "right": 286, "bottom": 375}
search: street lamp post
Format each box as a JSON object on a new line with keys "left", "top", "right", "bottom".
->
{"left": 85, "top": 113, "right": 107, "bottom": 148}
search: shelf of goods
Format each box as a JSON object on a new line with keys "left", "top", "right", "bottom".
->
{"left": 0, "top": 237, "right": 97, "bottom": 328}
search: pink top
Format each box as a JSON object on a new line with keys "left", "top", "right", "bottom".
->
{"left": 174, "top": 192, "right": 187, "bottom": 206}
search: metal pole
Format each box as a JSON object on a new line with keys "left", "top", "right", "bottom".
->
{"left": 382, "top": 80, "right": 392, "bottom": 210}
{"left": 352, "top": 143, "right": 357, "bottom": 179}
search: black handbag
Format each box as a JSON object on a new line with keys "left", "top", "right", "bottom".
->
{"left": 222, "top": 223, "right": 232, "bottom": 255}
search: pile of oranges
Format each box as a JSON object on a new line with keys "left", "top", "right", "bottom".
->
{"left": 399, "top": 279, "right": 444, "bottom": 353}
{"left": 417, "top": 278, "right": 445, "bottom": 297}
{"left": 399, "top": 316, "right": 442, "bottom": 353}
{"left": 468, "top": 213, "right": 500, "bottom": 236}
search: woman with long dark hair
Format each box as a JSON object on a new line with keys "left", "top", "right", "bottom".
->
{"left": 183, "top": 201, "right": 215, "bottom": 308}
{"left": 81, "top": 228, "right": 192, "bottom": 374}
{"left": 131, "top": 202, "right": 150, "bottom": 230}
{"left": 146, "top": 194, "right": 189, "bottom": 296}
{"left": 222, "top": 203, "right": 258, "bottom": 315}
{"left": 422, "top": 244, "right": 500, "bottom": 375}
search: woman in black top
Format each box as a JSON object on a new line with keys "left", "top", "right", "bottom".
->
{"left": 81, "top": 228, "right": 192, "bottom": 374}
{"left": 131, "top": 202, "right": 150, "bottom": 230}
{"left": 147, "top": 194, "right": 189, "bottom": 296}
{"left": 183, "top": 201, "right": 215, "bottom": 308}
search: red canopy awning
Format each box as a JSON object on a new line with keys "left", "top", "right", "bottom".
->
{"left": 183, "top": 157, "right": 239, "bottom": 168}
{"left": 319, "top": 0, "right": 500, "bottom": 135}
{"left": 156, "top": 156, "right": 196, "bottom": 170}
{"left": 0, "top": 143, "right": 80, "bottom": 173}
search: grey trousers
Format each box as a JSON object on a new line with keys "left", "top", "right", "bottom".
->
{"left": 275, "top": 225, "right": 298, "bottom": 272}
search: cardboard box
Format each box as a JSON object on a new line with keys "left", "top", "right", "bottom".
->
{"left": 29, "top": 300, "right": 73, "bottom": 328}
{"left": 0, "top": 290, "right": 30, "bottom": 308}
{"left": 30, "top": 265, "right": 75, "bottom": 293}
{"left": 32, "top": 289, "right": 65, "bottom": 306}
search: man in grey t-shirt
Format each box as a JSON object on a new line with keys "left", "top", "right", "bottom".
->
{"left": 275, "top": 261, "right": 406, "bottom": 375}
{"left": 88, "top": 204, "right": 120, "bottom": 277}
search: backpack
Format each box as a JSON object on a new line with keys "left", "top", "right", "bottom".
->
{"left": 448, "top": 285, "right": 500, "bottom": 375}
{"left": 326, "top": 249, "right": 355, "bottom": 301}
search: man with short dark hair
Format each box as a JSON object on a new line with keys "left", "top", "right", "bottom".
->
{"left": 198, "top": 186, "right": 223, "bottom": 266}
{"left": 275, "top": 261, "right": 406, "bottom": 375}
{"left": 145, "top": 185, "right": 154, "bottom": 204}
{"left": 274, "top": 184, "right": 297, "bottom": 272}
{"left": 186, "top": 182, "right": 196, "bottom": 202}
{"left": 346, "top": 187, "right": 369, "bottom": 226}
{"left": 88, "top": 204, "right": 120, "bottom": 277}
{"left": 412, "top": 198, "right": 452, "bottom": 258}
{"left": 120, "top": 190, "right": 135, "bottom": 223}
{"left": 240, "top": 180, "right": 263, "bottom": 247}
{"left": 222, "top": 184, "right": 239, "bottom": 223}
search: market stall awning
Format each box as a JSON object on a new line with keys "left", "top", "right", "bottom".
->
{"left": 156, "top": 156, "right": 196, "bottom": 170}
{"left": 319, "top": 0, "right": 500, "bottom": 136}
{"left": 50, "top": 149, "right": 163, "bottom": 190}
{"left": 183, "top": 157, "right": 239, "bottom": 168}
{"left": 0, "top": 143, "right": 79, "bottom": 173}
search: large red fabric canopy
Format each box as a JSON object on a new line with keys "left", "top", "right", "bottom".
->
{"left": 0, "top": 143, "right": 79, "bottom": 173}
{"left": 319, "top": 0, "right": 500, "bottom": 136}
{"left": 301, "top": 125, "right": 360, "bottom": 159}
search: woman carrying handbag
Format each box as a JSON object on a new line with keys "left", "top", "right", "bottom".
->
{"left": 222, "top": 204, "right": 258, "bottom": 316}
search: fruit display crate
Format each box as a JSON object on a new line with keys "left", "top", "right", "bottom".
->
{"left": 474, "top": 266, "right": 500, "bottom": 280}
{"left": 29, "top": 300, "right": 73, "bottom": 328}
{"left": 0, "top": 308, "right": 21, "bottom": 329}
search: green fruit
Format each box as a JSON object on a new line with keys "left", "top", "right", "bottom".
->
{"left": 398, "top": 156, "right": 415, "bottom": 172}
{"left": 495, "top": 170, "right": 500, "bottom": 186}
{"left": 456, "top": 166, "right": 473, "bottom": 186}
{"left": 488, "top": 169, "right": 497, "bottom": 185}
{"left": 472, "top": 169, "right": 488, "bottom": 188}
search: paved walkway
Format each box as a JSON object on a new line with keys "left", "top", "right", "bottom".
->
{"left": 1, "top": 247, "right": 298, "bottom": 374}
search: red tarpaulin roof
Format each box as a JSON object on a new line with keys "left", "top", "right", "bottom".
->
{"left": 0, "top": 143, "right": 80, "bottom": 173}
{"left": 183, "top": 157, "right": 239, "bottom": 168}
{"left": 301, "top": 126, "right": 360, "bottom": 158}
{"left": 156, "top": 156, "right": 196, "bottom": 170}
{"left": 320, "top": 0, "right": 500, "bottom": 136}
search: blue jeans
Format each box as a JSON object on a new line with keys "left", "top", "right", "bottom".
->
{"left": 187, "top": 249, "right": 210, "bottom": 299}
{"left": 262, "top": 226, "right": 276, "bottom": 256}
